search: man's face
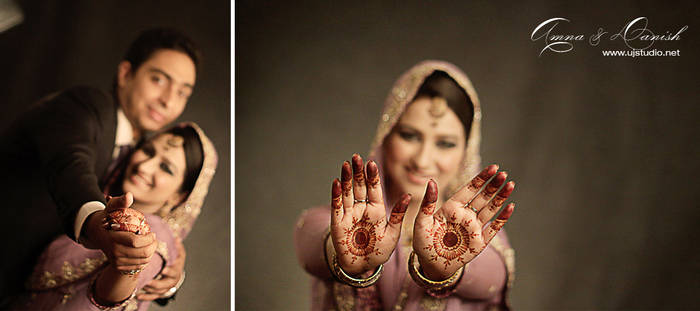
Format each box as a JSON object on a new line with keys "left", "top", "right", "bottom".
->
{"left": 118, "top": 49, "right": 196, "bottom": 135}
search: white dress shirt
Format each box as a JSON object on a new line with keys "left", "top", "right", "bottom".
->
{"left": 74, "top": 108, "right": 135, "bottom": 242}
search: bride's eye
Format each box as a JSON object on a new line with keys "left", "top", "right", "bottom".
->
{"left": 398, "top": 130, "right": 419, "bottom": 141}
{"left": 160, "top": 162, "right": 174, "bottom": 175}
{"left": 437, "top": 140, "right": 456, "bottom": 149}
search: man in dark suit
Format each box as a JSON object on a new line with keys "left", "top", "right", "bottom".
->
{"left": 0, "top": 28, "right": 199, "bottom": 306}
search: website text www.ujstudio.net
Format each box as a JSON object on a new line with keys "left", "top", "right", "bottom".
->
{"left": 601, "top": 49, "right": 681, "bottom": 57}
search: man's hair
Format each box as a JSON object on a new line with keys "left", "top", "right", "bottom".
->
{"left": 124, "top": 27, "right": 200, "bottom": 71}
{"left": 112, "top": 27, "right": 200, "bottom": 95}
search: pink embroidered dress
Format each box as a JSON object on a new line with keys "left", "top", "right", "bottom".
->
{"left": 295, "top": 60, "right": 515, "bottom": 311}
{"left": 12, "top": 122, "right": 217, "bottom": 311}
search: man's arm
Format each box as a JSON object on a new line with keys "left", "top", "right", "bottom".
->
{"left": 20, "top": 86, "right": 114, "bottom": 240}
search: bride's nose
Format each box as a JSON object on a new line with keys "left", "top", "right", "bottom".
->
{"left": 136, "top": 156, "right": 158, "bottom": 176}
{"left": 409, "top": 141, "right": 433, "bottom": 170}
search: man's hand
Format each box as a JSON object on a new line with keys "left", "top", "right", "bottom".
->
{"left": 137, "top": 238, "right": 187, "bottom": 300}
{"left": 82, "top": 193, "right": 158, "bottom": 273}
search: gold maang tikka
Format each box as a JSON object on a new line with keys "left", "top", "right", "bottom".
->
{"left": 429, "top": 96, "right": 448, "bottom": 118}
{"left": 167, "top": 135, "right": 184, "bottom": 148}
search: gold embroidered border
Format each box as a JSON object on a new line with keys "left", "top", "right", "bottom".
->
{"left": 488, "top": 235, "right": 515, "bottom": 289}
{"left": 419, "top": 294, "right": 447, "bottom": 311}
{"left": 156, "top": 240, "right": 169, "bottom": 262}
{"left": 161, "top": 122, "right": 218, "bottom": 240}
{"left": 26, "top": 254, "right": 108, "bottom": 291}
{"left": 332, "top": 281, "right": 355, "bottom": 311}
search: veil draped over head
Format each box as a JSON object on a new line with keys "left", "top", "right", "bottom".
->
{"left": 367, "top": 60, "right": 483, "bottom": 200}
{"left": 159, "top": 122, "right": 218, "bottom": 240}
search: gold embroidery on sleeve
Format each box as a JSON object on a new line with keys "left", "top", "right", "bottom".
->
{"left": 332, "top": 282, "right": 355, "bottom": 311}
{"left": 27, "top": 255, "right": 108, "bottom": 290}
{"left": 419, "top": 293, "right": 447, "bottom": 311}
{"left": 156, "top": 240, "right": 169, "bottom": 262}
{"left": 124, "top": 299, "right": 139, "bottom": 311}
{"left": 489, "top": 235, "right": 515, "bottom": 289}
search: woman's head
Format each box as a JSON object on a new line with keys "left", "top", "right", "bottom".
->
{"left": 121, "top": 125, "right": 204, "bottom": 214}
{"left": 382, "top": 71, "right": 473, "bottom": 200}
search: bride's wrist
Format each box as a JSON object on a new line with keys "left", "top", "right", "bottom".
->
{"left": 417, "top": 256, "right": 454, "bottom": 281}
{"left": 324, "top": 231, "right": 382, "bottom": 287}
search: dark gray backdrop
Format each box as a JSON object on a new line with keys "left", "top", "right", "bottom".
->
{"left": 0, "top": 1, "right": 230, "bottom": 310}
{"left": 236, "top": 1, "right": 699, "bottom": 310}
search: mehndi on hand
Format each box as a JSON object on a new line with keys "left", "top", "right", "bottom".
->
{"left": 329, "top": 154, "right": 411, "bottom": 277}
{"left": 413, "top": 165, "right": 515, "bottom": 281}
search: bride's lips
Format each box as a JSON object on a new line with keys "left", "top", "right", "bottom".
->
{"left": 405, "top": 170, "right": 434, "bottom": 185}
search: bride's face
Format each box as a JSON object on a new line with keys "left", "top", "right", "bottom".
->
{"left": 122, "top": 133, "right": 187, "bottom": 214}
{"left": 382, "top": 96, "right": 466, "bottom": 201}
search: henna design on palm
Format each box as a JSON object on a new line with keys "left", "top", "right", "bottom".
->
{"left": 423, "top": 220, "right": 478, "bottom": 270}
{"left": 413, "top": 165, "right": 517, "bottom": 279}
{"left": 330, "top": 154, "right": 411, "bottom": 275}
{"left": 341, "top": 215, "right": 384, "bottom": 264}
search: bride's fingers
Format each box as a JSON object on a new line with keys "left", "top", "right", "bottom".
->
{"left": 478, "top": 181, "right": 514, "bottom": 224}
{"left": 366, "top": 161, "right": 384, "bottom": 205}
{"left": 340, "top": 161, "right": 354, "bottom": 215}
{"left": 105, "top": 192, "right": 134, "bottom": 212}
{"left": 385, "top": 193, "right": 411, "bottom": 237}
{"left": 469, "top": 172, "right": 507, "bottom": 214}
{"left": 482, "top": 203, "right": 515, "bottom": 244}
{"left": 445, "top": 165, "right": 498, "bottom": 209}
{"left": 415, "top": 180, "right": 438, "bottom": 226}
{"left": 330, "top": 179, "right": 343, "bottom": 226}
{"left": 351, "top": 154, "right": 367, "bottom": 204}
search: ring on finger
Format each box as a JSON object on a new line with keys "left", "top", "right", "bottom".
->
{"left": 465, "top": 204, "right": 478, "bottom": 213}
{"left": 354, "top": 199, "right": 367, "bottom": 203}
{"left": 121, "top": 268, "right": 142, "bottom": 275}
{"left": 163, "top": 286, "right": 178, "bottom": 298}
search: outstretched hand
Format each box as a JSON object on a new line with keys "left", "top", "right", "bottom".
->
{"left": 83, "top": 193, "right": 158, "bottom": 274}
{"left": 413, "top": 165, "right": 516, "bottom": 280}
{"left": 330, "top": 154, "right": 411, "bottom": 276}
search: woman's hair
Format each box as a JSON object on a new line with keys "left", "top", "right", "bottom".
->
{"left": 164, "top": 125, "right": 204, "bottom": 194}
{"left": 414, "top": 71, "right": 473, "bottom": 138}
{"left": 108, "top": 125, "right": 204, "bottom": 198}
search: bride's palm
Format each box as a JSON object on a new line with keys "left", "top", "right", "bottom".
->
{"left": 330, "top": 154, "right": 410, "bottom": 276}
{"left": 413, "top": 165, "right": 515, "bottom": 280}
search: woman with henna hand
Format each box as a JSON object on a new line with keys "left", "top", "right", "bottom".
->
{"left": 295, "top": 60, "right": 516, "bottom": 310}
{"left": 12, "top": 122, "right": 217, "bottom": 311}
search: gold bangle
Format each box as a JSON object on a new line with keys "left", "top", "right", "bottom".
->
{"left": 88, "top": 270, "right": 137, "bottom": 310}
{"left": 324, "top": 231, "right": 383, "bottom": 288}
{"left": 408, "top": 251, "right": 464, "bottom": 292}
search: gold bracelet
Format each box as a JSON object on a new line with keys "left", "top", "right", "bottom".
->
{"left": 87, "top": 270, "right": 137, "bottom": 310}
{"left": 408, "top": 251, "right": 465, "bottom": 292}
{"left": 324, "top": 231, "right": 383, "bottom": 288}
